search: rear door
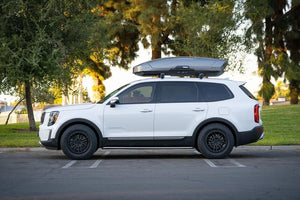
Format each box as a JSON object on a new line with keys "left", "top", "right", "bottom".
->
{"left": 154, "top": 81, "right": 208, "bottom": 139}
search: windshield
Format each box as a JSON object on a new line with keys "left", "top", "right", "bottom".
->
{"left": 97, "top": 84, "right": 129, "bottom": 104}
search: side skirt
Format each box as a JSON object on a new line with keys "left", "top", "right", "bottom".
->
{"left": 102, "top": 137, "right": 195, "bottom": 148}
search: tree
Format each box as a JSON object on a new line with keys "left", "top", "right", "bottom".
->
{"left": 283, "top": 1, "right": 300, "bottom": 104}
{"left": 170, "top": 0, "right": 243, "bottom": 66}
{"left": 109, "top": 0, "right": 243, "bottom": 63}
{"left": 127, "top": 0, "right": 177, "bottom": 59}
{"left": 244, "top": 0, "right": 300, "bottom": 104}
{"left": 0, "top": 0, "right": 98, "bottom": 130}
{"left": 74, "top": 0, "right": 140, "bottom": 101}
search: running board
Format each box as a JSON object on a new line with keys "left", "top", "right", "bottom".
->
{"left": 102, "top": 147, "right": 194, "bottom": 150}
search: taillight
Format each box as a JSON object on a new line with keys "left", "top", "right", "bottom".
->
{"left": 254, "top": 104, "right": 260, "bottom": 123}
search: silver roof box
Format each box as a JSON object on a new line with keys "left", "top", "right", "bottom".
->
{"left": 133, "top": 57, "right": 226, "bottom": 77}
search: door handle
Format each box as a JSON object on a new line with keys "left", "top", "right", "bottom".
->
{"left": 140, "top": 109, "right": 153, "bottom": 113}
{"left": 193, "top": 108, "right": 205, "bottom": 112}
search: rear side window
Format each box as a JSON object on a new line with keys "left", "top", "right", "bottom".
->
{"left": 158, "top": 82, "right": 198, "bottom": 103}
{"left": 239, "top": 85, "right": 256, "bottom": 100}
{"left": 199, "top": 82, "right": 234, "bottom": 102}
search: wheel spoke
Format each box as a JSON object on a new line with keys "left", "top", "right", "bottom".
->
{"left": 68, "top": 132, "right": 89, "bottom": 154}
{"left": 206, "top": 131, "right": 227, "bottom": 153}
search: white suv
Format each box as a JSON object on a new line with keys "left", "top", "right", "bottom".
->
{"left": 39, "top": 57, "right": 264, "bottom": 159}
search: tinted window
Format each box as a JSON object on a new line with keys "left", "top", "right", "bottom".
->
{"left": 239, "top": 85, "right": 256, "bottom": 100}
{"left": 199, "top": 82, "right": 234, "bottom": 102}
{"left": 98, "top": 84, "right": 129, "bottom": 103}
{"left": 158, "top": 82, "right": 198, "bottom": 103}
{"left": 118, "top": 83, "right": 155, "bottom": 104}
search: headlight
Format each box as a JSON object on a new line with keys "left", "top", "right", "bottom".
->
{"left": 48, "top": 111, "right": 60, "bottom": 126}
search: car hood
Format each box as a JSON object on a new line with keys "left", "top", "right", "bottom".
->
{"left": 44, "top": 103, "right": 96, "bottom": 112}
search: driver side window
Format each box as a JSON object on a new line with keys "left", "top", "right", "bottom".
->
{"left": 118, "top": 83, "right": 156, "bottom": 104}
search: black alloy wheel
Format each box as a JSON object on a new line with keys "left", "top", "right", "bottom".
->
{"left": 206, "top": 130, "right": 227, "bottom": 153}
{"left": 197, "top": 123, "right": 234, "bottom": 159}
{"left": 61, "top": 124, "right": 98, "bottom": 160}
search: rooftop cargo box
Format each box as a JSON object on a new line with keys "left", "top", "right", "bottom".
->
{"left": 133, "top": 57, "right": 227, "bottom": 77}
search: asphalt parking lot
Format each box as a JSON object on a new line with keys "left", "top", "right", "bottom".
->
{"left": 0, "top": 147, "right": 300, "bottom": 200}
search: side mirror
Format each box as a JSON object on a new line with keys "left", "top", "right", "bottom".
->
{"left": 110, "top": 97, "right": 119, "bottom": 108}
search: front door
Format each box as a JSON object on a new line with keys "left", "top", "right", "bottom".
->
{"left": 103, "top": 83, "right": 156, "bottom": 139}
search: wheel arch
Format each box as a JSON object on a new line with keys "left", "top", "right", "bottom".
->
{"left": 55, "top": 118, "right": 103, "bottom": 149}
{"left": 193, "top": 118, "right": 239, "bottom": 147}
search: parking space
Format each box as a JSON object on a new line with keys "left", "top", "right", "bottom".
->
{"left": 59, "top": 150, "right": 246, "bottom": 169}
{"left": 0, "top": 148, "right": 300, "bottom": 200}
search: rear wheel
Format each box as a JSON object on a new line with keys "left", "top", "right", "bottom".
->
{"left": 197, "top": 123, "right": 234, "bottom": 159}
{"left": 61, "top": 124, "right": 98, "bottom": 160}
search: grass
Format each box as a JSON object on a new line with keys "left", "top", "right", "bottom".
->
{"left": 0, "top": 123, "right": 40, "bottom": 147}
{"left": 0, "top": 105, "right": 299, "bottom": 147}
{"left": 253, "top": 104, "right": 300, "bottom": 146}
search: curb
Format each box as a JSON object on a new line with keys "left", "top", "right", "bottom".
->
{"left": 0, "top": 147, "right": 48, "bottom": 153}
{"left": 234, "top": 145, "right": 300, "bottom": 151}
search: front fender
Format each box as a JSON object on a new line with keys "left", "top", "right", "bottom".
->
{"left": 55, "top": 118, "right": 104, "bottom": 149}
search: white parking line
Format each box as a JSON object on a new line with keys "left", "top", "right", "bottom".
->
{"left": 229, "top": 159, "right": 246, "bottom": 167}
{"left": 89, "top": 160, "right": 102, "bottom": 168}
{"left": 194, "top": 150, "right": 246, "bottom": 168}
{"left": 89, "top": 151, "right": 110, "bottom": 168}
{"left": 204, "top": 159, "right": 218, "bottom": 167}
{"left": 204, "top": 159, "right": 246, "bottom": 168}
{"left": 62, "top": 160, "right": 77, "bottom": 169}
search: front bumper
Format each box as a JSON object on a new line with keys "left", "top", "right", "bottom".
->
{"left": 39, "top": 139, "right": 59, "bottom": 150}
{"left": 236, "top": 125, "right": 264, "bottom": 146}
{"left": 39, "top": 127, "right": 59, "bottom": 150}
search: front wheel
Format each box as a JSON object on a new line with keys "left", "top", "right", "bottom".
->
{"left": 61, "top": 124, "right": 98, "bottom": 160}
{"left": 197, "top": 123, "right": 234, "bottom": 159}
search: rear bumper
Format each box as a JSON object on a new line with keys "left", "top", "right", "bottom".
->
{"left": 236, "top": 126, "right": 264, "bottom": 146}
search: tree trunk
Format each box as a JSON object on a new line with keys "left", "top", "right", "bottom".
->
{"left": 151, "top": 36, "right": 162, "bottom": 60}
{"left": 5, "top": 97, "right": 25, "bottom": 125}
{"left": 25, "top": 80, "right": 37, "bottom": 131}
{"left": 289, "top": 79, "right": 299, "bottom": 104}
{"left": 260, "top": 16, "right": 274, "bottom": 105}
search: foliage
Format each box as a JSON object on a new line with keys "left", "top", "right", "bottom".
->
{"left": 171, "top": 0, "right": 244, "bottom": 69}
{"left": 0, "top": 0, "right": 104, "bottom": 129}
{"left": 273, "top": 80, "right": 289, "bottom": 99}
{"left": 244, "top": 0, "right": 300, "bottom": 104}
{"left": 103, "top": 0, "right": 246, "bottom": 71}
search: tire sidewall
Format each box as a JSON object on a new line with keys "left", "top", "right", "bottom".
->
{"left": 61, "top": 124, "right": 98, "bottom": 160}
{"left": 197, "top": 123, "right": 234, "bottom": 159}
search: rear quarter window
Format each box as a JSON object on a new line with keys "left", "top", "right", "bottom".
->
{"left": 239, "top": 85, "right": 256, "bottom": 100}
{"left": 199, "top": 82, "right": 234, "bottom": 102}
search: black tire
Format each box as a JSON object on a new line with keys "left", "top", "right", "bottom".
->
{"left": 61, "top": 124, "right": 98, "bottom": 160}
{"left": 197, "top": 123, "right": 234, "bottom": 159}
